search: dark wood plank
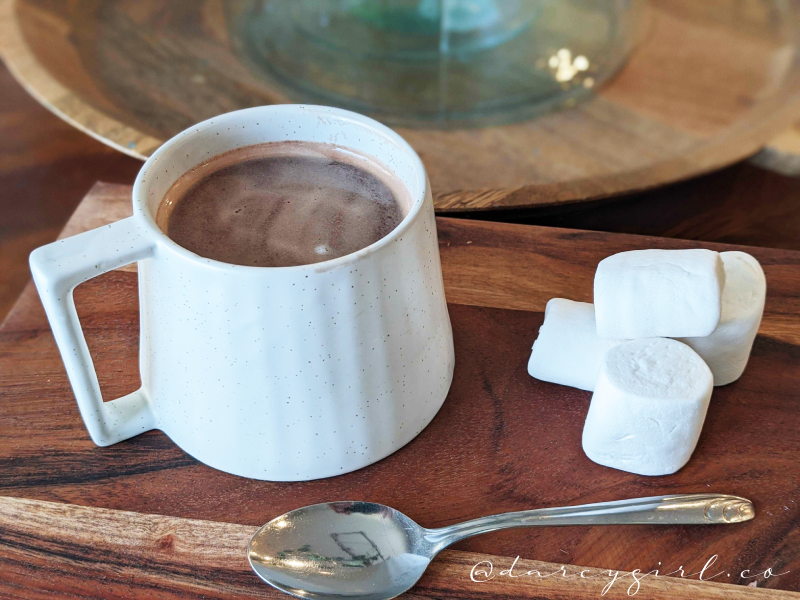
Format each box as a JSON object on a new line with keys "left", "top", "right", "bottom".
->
{"left": 456, "top": 161, "right": 800, "bottom": 253}
{"left": 1, "top": 496, "right": 795, "bottom": 600}
{"left": 0, "top": 184, "right": 798, "bottom": 594}
{"left": 14, "top": 182, "right": 799, "bottom": 340}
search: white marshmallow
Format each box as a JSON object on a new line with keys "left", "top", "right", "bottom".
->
{"left": 528, "top": 299, "right": 625, "bottom": 391}
{"left": 677, "top": 251, "right": 766, "bottom": 386}
{"left": 594, "top": 249, "right": 725, "bottom": 339}
{"left": 582, "top": 338, "right": 713, "bottom": 476}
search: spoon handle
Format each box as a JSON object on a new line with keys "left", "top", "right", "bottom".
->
{"left": 424, "top": 494, "right": 754, "bottom": 550}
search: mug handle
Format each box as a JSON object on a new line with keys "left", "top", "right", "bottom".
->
{"left": 29, "top": 217, "right": 157, "bottom": 446}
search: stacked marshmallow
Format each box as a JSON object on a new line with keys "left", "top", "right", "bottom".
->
{"left": 528, "top": 249, "right": 766, "bottom": 476}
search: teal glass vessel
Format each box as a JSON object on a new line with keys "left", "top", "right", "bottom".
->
{"left": 230, "top": 0, "right": 643, "bottom": 126}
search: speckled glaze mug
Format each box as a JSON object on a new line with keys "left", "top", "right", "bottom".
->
{"left": 30, "top": 105, "right": 455, "bottom": 481}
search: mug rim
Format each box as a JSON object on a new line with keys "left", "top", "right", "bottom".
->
{"left": 131, "top": 104, "right": 428, "bottom": 272}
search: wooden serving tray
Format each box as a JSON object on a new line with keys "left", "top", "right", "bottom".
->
{"left": 1, "top": 183, "right": 798, "bottom": 598}
{"left": 4, "top": 0, "right": 800, "bottom": 211}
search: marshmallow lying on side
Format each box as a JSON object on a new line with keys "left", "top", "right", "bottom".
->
{"left": 594, "top": 249, "right": 725, "bottom": 339}
{"left": 678, "top": 251, "right": 766, "bottom": 386}
{"left": 582, "top": 338, "right": 713, "bottom": 476}
{"left": 528, "top": 299, "right": 625, "bottom": 391}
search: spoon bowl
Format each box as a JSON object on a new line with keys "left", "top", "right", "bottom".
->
{"left": 248, "top": 501, "right": 431, "bottom": 600}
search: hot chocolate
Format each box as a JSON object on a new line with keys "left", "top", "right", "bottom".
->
{"left": 157, "top": 142, "right": 410, "bottom": 267}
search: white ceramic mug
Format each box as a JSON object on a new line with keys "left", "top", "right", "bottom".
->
{"left": 30, "top": 105, "right": 455, "bottom": 481}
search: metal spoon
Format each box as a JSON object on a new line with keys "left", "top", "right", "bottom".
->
{"left": 248, "top": 493, "right": 754, "bottom": 600}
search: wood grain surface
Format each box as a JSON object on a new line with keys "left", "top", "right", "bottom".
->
{"left": 0, "top": 183, "right": 797, "bottom": 597}
{"left": 1, "top": 495, "right": 797, "bottom": 600}
{"left": 0, "top": 62, "right": 142, "bottom": 320}
{"left": 3, "top": 0, "right": 800, "bottom": 210}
